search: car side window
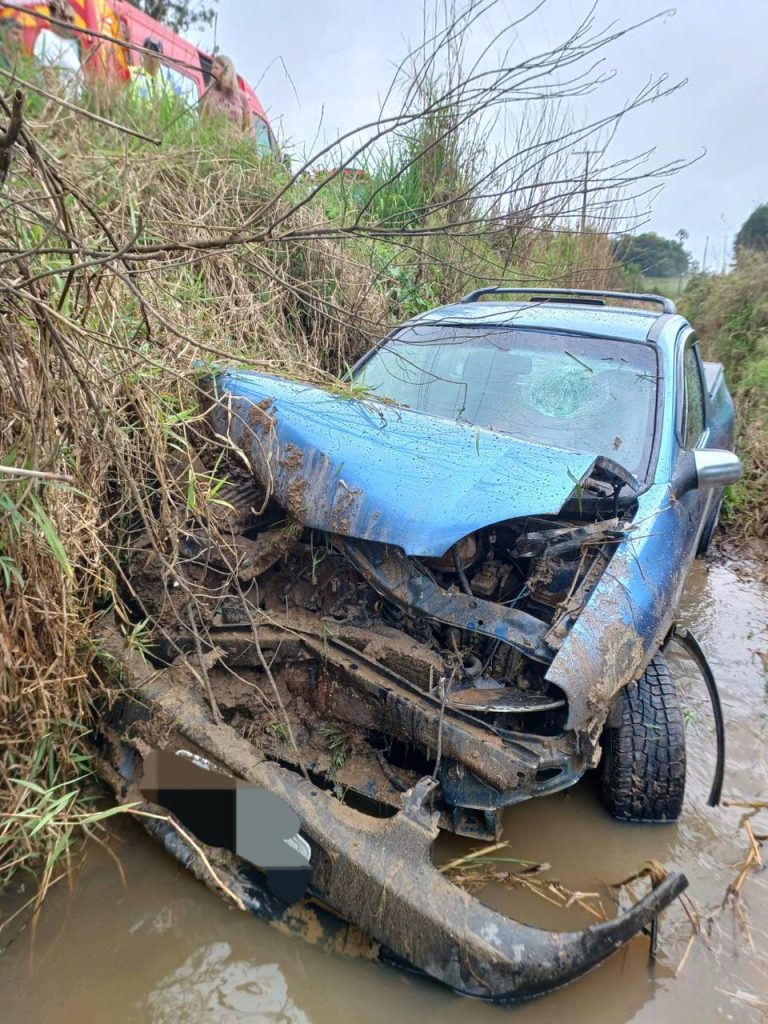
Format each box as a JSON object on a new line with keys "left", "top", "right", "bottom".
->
{"left": 252, "top": 114, "right": 273, "bottom": 155}
{"left": 682, "top": 343, "right": 706, "bottom": 448}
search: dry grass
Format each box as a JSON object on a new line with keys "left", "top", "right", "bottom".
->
{"left": 440, "top": 841, "right": 609, "bottom": 920}
{"left": 0, "top": 99, "right": 392, "bottom": 891}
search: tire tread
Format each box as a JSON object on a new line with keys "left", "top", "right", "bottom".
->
{"left": 601, "top": 654, "right": 686, "bottom": 823}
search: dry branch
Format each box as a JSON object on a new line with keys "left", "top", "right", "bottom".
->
{"left": 0, "top": 89, "right": 23, "bottom": 189}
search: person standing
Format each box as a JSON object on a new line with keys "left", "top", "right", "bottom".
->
{"left": 32, "top": 1, "right": 82, "bottom": 95}
{"left": 130, "top": 38, "right": 171, "bottom": 103}
{"left": 200, "top": 55, "right": 249, "bottom": 133}
{"left": 0, "top": 16, "right": 24, "bottom": 73}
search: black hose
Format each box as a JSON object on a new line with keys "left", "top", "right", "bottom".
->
{"left": 669, "top": 627, "right": 726, "bottom": 806}
{"left": 452, "top": 544, "right": 473, "bottom": 596}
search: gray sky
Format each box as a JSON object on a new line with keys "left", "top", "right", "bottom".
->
{"left": 193, "top": 1, "right": 766, "bottom": 271}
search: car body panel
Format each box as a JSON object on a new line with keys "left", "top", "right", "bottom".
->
{"left": 413, "top": 300, "right": 669, "bottom": 342}
{"left": 545, "top": 483, "right": 694, "bottom": 732}
{"left": 212, "top": 370, "right": 599, "bottom": 557}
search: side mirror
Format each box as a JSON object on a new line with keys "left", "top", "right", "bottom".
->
{"left": 673, "top": 449, "right": 742, "bottom": 497}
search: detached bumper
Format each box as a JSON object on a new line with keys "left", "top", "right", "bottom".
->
{"left": 96, "top": 619, "right": 687, "bottom": 1003}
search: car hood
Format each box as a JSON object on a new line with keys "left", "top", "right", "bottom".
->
{"left": 209, "top": 371, "right": 599, "bottom": 557}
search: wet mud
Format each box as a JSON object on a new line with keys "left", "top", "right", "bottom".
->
{"left": 1, "top": 559, "right": 767, "bottom": 1023}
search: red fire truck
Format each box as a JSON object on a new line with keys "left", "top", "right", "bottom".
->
{"left": 1, "top": 1, "right": 277, "bottom": 154}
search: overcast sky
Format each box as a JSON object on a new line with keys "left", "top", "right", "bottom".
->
{"left": 191, "top": 1, "right": 766, "bottom": 271}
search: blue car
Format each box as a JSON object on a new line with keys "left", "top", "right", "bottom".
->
{"left": 197, "top": 288, "right": 741, "bottom": 835}
{"left": 115, "top": 288, "right": 742, "bottom": 999}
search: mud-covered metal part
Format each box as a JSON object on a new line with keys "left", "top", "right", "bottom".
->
{"left": 338, "top": 537, "right": 554, "bottom": 664}
{"left": 665, "top": 627, "right": 726, "bottom": 806}
{"left": 95, "top": 619, "right": 689, "bottom": 1003}
{"left": 202, "top": 620, "right": 584, "bottom": 802}
{"left": 447, "top": 688, "right": 565, "bottom": 713}
{"left": 97, "top": 747, "right": 382, "bottom": 964}
{"left": 122, "top": 449, "right": 619, "bottom": 826}
{"left": 511, "top": 517, "right": 625, "bottom": 558}
{"left": 179, "top": 522, "right": 299, "bottom": 581}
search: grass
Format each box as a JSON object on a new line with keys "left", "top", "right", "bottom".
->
{"left": 318, "top": 725, "right": 351, "bottom": 775}
{"left": 0, "top": 79, "right": 394, "bottom": 895}
{"left": 679, "top": 256, "right": 768, "bottom": 541}
{"left": 0, "top": 724, "right": 132, "bottom": 898}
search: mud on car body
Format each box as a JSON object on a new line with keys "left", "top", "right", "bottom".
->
{"left": 108, "top": 288, "right": 740, "bottom": 1000}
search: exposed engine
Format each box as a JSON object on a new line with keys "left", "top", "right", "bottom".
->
{"left": 125, "top": 460, "right": 635, "bottom": 839}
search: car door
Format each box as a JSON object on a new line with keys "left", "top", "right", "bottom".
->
{"left": 676, "top": 331, "right": 713, "bottom": 545}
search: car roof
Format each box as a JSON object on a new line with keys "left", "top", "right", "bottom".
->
{"left": 407, "top": 300, "right": 671, "bottom": 344}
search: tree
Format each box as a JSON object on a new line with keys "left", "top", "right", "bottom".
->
{"left": 611, "top": 232, "right": 690, "bottom": 278}
{"left": 735, "top": 204, "right": 768, "bottom": 254}
{"left": 126, "top": 0, "right": 217, "bottom": 35}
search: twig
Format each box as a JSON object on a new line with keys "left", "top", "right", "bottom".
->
{"left": 674, "top": 930, "right": 697, "bottom": 977}
{"left": 438, "top": 841, "right": 514, "bottom": 873}
{"left": 188, "top": 606, "right": 222, "bottom": 725}
{"left": 238, "top": 590, "right": 309, "bottom": 780}
{"left": 0, "top": 89, "right": 23, "bottom": 189}
{"left": 0, "top": 870, "right": 68, "bottom": 938}
{"left": 716, "top": 989, "right": 768, "bottom": 1010}
{"left": 0, "top": 465, "right": 74, "bottom": 483}
{"left": 564, "top": 349, "right": 594, "bottom": 372}
{"left": 725, "top": 819, "right": 763, "bottom": 901}
{"left": 127, "top": 808, "right": 246, "bottom": 911}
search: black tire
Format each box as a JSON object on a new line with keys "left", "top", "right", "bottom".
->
{"left": 601, "top": 654, "right": 686, "bottom": 823}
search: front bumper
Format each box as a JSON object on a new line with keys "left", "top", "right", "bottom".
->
{"left": 95, "top": 617, "right": 688, "bottom": 1004}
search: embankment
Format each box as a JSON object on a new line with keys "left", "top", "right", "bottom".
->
{"left": 681, "top": 257, "right": 768, "bottom": 543}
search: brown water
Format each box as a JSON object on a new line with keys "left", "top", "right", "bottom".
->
{"left": 1, "top": 560, "right": 767, "bottom": 1023}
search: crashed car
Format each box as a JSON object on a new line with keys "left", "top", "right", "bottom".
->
{"left": 99, "top": 287, "right": 741, "bottom": 1001}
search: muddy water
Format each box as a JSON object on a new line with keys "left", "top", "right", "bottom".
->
{"left": 1, "top": 560, "right": 767, "bottom": 1023}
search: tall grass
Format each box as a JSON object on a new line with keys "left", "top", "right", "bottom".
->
{"left": 0, "top": 89, "right": 389, "bottom": 897}
{"left": 680, "top": 256, "right": 768, "bottom": 540}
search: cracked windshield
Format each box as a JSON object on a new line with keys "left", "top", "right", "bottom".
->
{"left": 357, "top": 326, "right": 658, "bottom": 477}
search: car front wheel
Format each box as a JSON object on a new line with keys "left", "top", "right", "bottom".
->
{"left": 601, "top": 653, "right": 686, "bottom": 823}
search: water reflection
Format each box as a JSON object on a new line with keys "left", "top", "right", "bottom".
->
{"left": 140, "top": 943, "right": 309, "bottom": 1024}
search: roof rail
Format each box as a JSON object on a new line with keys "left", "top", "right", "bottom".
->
{"left": 459, "top": 287, "right": 677, "bottom": 316}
